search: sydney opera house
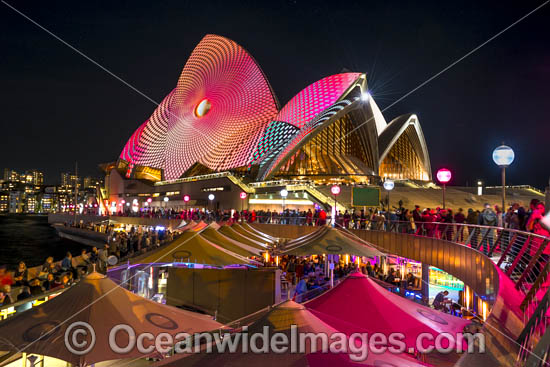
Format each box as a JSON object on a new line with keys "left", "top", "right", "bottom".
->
{"left": 104, "top": 34, "right": 432, "bottom": 210}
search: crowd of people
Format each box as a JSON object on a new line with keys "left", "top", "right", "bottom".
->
{"left": 0, "top": 255, "right": 82, "bottom": 306}
{"left": 3, "top": 197, "right": 546, "bottom": 309}
{"left": 0, "top": 224, "right": 180, "bottom": 307}
{"left": 107, "top": 198, "right": 548, "bottom": 237}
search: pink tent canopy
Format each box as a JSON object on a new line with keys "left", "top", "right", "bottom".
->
{"left": 306, "top": 273, "right": 470, "bottom": 352}
{"left": 155, "top": 300, "right": 427, "bottom": 367}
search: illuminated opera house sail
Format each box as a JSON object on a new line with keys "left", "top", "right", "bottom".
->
{"left": 120, "top": 34, "right": 431, "bottom": 183}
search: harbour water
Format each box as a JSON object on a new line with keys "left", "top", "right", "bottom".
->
{"left": 0, "top": 214, "right": 86, "bottom": 268}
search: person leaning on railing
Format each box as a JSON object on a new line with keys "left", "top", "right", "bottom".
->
{"left": 526, "top": 202, "right": 550, "bottom": 266}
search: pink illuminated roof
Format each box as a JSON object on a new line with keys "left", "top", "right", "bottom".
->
{"left": 275, "top": 73, "right": 361, "bottom": 129}
{"left": 120, "top": 35, "right": 278, "bottom": 179}
{"left": 120, "top": 89, "right": 174, "bottom": 168}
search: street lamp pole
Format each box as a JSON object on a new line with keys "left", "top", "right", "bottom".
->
{"left": 383, "top": 180, "right": 394, "bottom": 211}
{"left": 501, "top": 166, "right": 506, "bottom": 214}
{"left": 239, "top": 192, "right": 247, "bottom": 223}
{"left": 330, "top": 185, "right": 340, "bottom": 227}
{"left": 436, "top": 168, "right": 452, "bottom": 209}
{"left": 208, "top": 194, "right": 215, "bottom": 212}
{"left": 493, "top": 145, "right": 515, "bottom": 213}
{"left": 443, "top": 184, "right": 446, "bottom": 209}
{"left": 280, "top": 189, "right": 288, "bottom": 213}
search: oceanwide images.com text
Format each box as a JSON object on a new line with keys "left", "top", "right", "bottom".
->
{"left": 65, "top": 322, "right": 485, "bottom": 361}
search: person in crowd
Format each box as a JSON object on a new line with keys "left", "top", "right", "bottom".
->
{"left": 295, "top": 276, "right": 308, "bottom": 296}
{"left": 466, "top": 208, "right": 479, "bottom": 248}
{"left": 41, "top": 257, "right": 56, "bottom": 277}
{"left": 406, "top": 272, "right": 418, "bottom": 288}
{"left": 422, "top": 209, "right": 436, "bottom": 237}
{"left": 478, "top": 203, "right": 497, "bottom": 254}
{"left": 98, "top": 244, "right": 110, "bottom": 272}
{"left": 13, "top": 261, "right": 28, "bottom": 286}
{"left": 76, "top": 249, "right": 91, "bottom": 274}
{"left": 42, "top": 273, "right": 56, "bottom": 291}
{"left": 441, "top": 209, "right": 453, "bottom": 240}
{"left": 454, "top": 208, "right": 466, "bottom": 241}
{"left": 366, "top": 262, "right": 374, "bottom": 277}
{"left": 0, "top": 265, "right": 13, "bottom": 290}
{"left": 0, "top": 289, "right": 13, "bottom": 306}
{"left": 29, "top": 278, "right": 44, "bottom": 296}
{"left": 385, "top": 268, "right": 396, "bottom": 283}
{"left": 61, "top": 252, "right": 79, "bottom": 280}
{"left": 90, "top": 247, "right": 99, "bottom": 268}
{"left": 527, "top": 202, "right": 550, "bottom": 258}
{"left": 505, "top": 203, "right": 521, "bottom": 230}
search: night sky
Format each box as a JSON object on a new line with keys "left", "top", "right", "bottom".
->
{"left": 1, "top": 0, "right": 549, "bottom": 188}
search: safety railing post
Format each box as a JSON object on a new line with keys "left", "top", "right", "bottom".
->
{"left": 488, "top": 229, "right": 504, "bottom": 257}
{"left": 520, "top": 261, "right": 550, "bottom": 312}
{"left": 506, "top": 235, "right": 532, "bottom": 277}
{"left": 496, "top": 232, "right": 518, "bottom": 268}
{"left": 516, "top": 239, "right": 549, "bottom": 290}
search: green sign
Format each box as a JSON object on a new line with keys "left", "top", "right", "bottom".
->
{"left": 351, "top": 187, "right": 381, "bottom": 207}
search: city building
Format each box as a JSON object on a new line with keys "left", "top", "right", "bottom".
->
{"left": 61, "top": 172, "right": 80, "bottom": 188}
{"left": 0, "top": 168, "right": 103, "bottom": 213}
{"left": 103, "top": 34, "right": 431, "bottom": 213}
{"left": 0, "top": 191, "right": 8, "bottom": 212}
{"left": 83, "top": 176, "right": 102, "bottom": 189}
{"left": 3, "top": 168, "right": 19, "bottom": 183}
{"left": 23, "top": 170, "right": 44, "bottom": 185}
{"left": 118, "top": 34, "right": 430, "bottom": 184}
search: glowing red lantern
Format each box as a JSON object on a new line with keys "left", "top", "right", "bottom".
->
{"left": 147, "top": 197, "right": 152, "bottom": 203}
{"left": 183, "top": 195, "right": 190, "bottom": 202}
{"left": 239, "top": 192, "right": 247, "bottom": 200}
{"left": 330, "top": 185, "right": 341, "bottom": 196}
{"left": 436, "top": 168, "right": 452, "bottom": 184}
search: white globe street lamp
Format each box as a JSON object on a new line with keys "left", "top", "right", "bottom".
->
{"left": 493, "top": 145, "right": 515, "bottom": 212}
{"left": 383, "top": 179, "right": 394, "bottom": 210}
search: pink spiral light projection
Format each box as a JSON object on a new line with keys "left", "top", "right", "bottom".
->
{"left": 120, "top": 34, "right": 278, "bottom": 180}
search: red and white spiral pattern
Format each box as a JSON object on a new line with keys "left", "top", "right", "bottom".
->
{"left": 120, "top": 34, "right": 278, "bottom": 180}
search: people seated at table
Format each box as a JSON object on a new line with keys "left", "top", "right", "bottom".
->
{"left": 13, "top": 261, "right": 28, "bottom": 286}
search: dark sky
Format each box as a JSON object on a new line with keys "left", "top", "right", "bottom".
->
{"left": 1, "top": 0, "right": 549, "bottom": 187}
